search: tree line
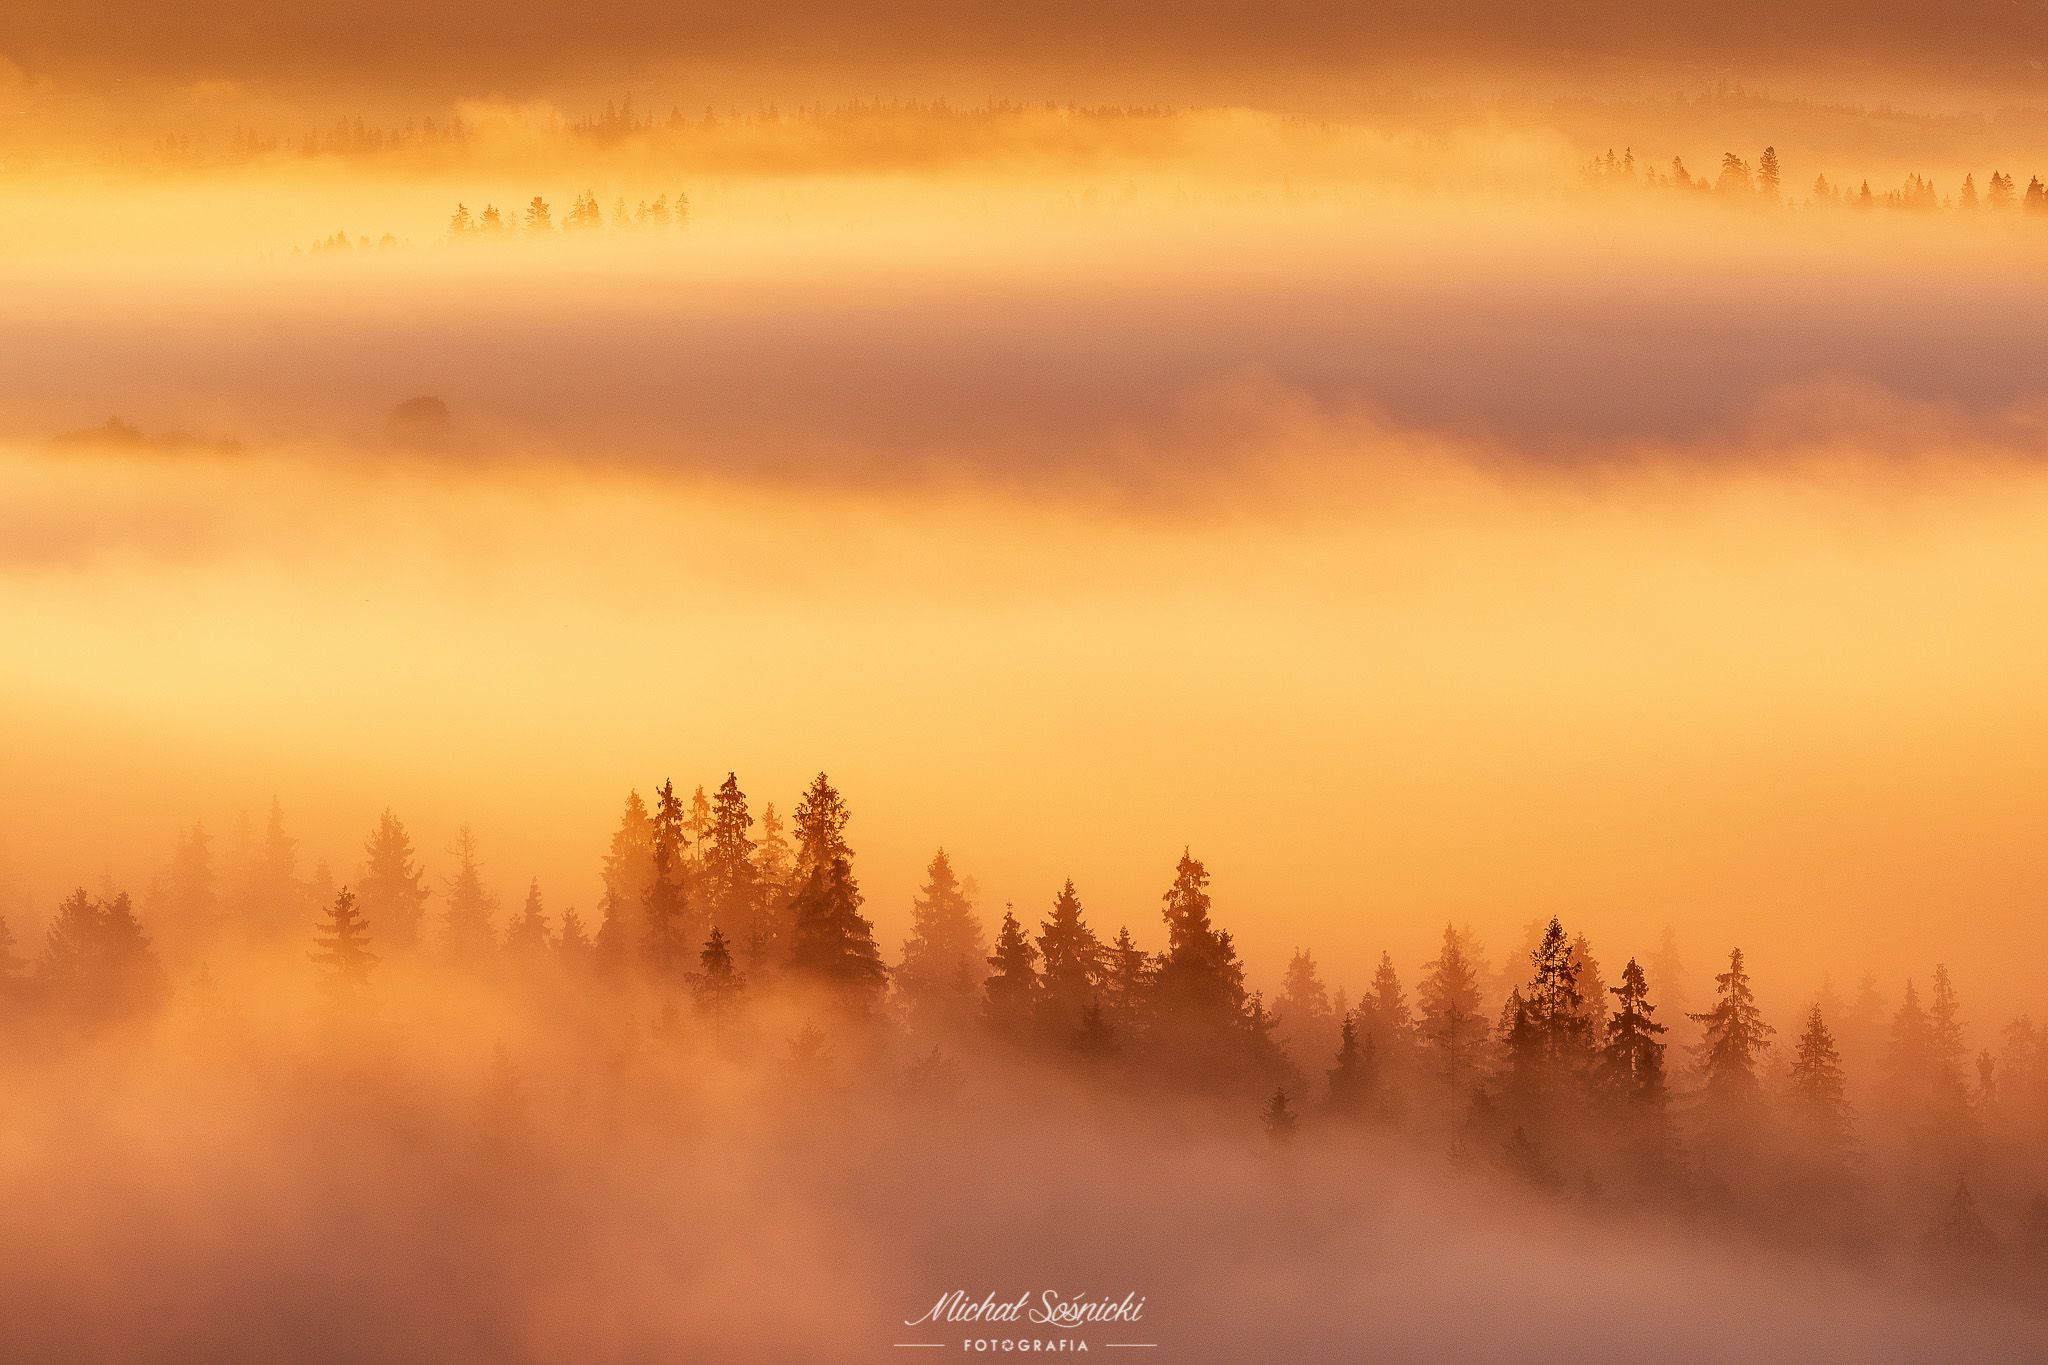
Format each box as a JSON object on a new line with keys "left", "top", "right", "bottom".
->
{"left": 4, "top": 773, "right": 2047, "bottom": 1285}
{"left": 1585, "top": 143, "right": 2048, "bottom": 214}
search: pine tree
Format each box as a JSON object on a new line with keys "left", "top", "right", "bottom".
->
{"left": 1035, "top": 880, "right": 1103, "bottom": 1039}
{"left": 692, "top": 927, "right": 746, "bottom": 1024}
{"left": 1689, "top": 947, "right": 1775, "bottom": 1181}
{"left": 1100, "top": 926, "right": 1152, "bottom": 1042}
{"left": 1786, "top": 1003, "right": 1855, "bottom": 1175}
{"left": 642, "top": 780, "right": 694, "bottom": 984}
{"left": 897, "top": 848, "right": 986, "bottom": 1036}
{"left": 1274, "top": 949, "right": 1338, "bottom": 1080}
{"left": 556, "top": 906, "right": 595, "bottom": 968}
{"left": 44, "top": 889, "right": 169, "bottom": 1021}
{"left": 595, "top": 790, "right": 654, "bottom": 970}
{"left": 358, "top": 811, "right": 428, "bottom": 956}
{"left": 1501, "top": 918, "right": 1595, "bottom": 1121}
{"left": 439, "top": 826, "right": 497, "bottom": 963}
{"left": 311, "top": 887, "right": 377, "bottom": 994}
{"left": 1757, "top": 145, "right": 1782, "bottom": 201}
{"left": 1326, "top": 1012, "right": 1381, "bottom": 1117}
{"left": 787, "top": 854, "right": 887, "bottom": 1012}
{"left": 792, "top": 772, "right": 852, "bottom": 879}
{"left": 1601, "top": 957, "right": 1676, "bottom": 1184}
{"left": 503, "top": 879, "right": 552, "bottom": 959}
{"left": 1417, "top": 923, "right": 1489, "bottom": 1101}
{"left": 1151, "top": 851, "right": 1248, "bottom": 1050}
{"left": 1358, "top": 950, "right": 1416, "bottom": 1078}
{"left": 231, "top": 799, "right": 301, "bottom": 947}
{"left": 701, "top": 773, "right": 759, "bottom": 946}
{"left": 983, "top": 905, "right": 1041, "bottom": 1039}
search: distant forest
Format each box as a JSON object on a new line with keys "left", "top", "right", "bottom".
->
{"left": 8, "top": 771, "right": 2048, "bottom": 1296}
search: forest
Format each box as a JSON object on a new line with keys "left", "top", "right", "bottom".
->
{"left": 10, "top": 770, "right": 2046, "bottom": 1307}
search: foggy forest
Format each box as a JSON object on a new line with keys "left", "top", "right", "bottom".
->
{"left": 10, "top": 0, "right": 2048, "bottom": 1358}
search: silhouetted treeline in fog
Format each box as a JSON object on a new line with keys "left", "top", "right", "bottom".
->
{"left": 1584, "top": 143, "right": 2048, "bottom": 215}
{"left": 7, "top": 773, "right": 2048, "bottom": 1296}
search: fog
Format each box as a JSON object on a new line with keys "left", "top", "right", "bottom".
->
{"left": 6, "top": 79, "right": 2048, "bottom": 1362}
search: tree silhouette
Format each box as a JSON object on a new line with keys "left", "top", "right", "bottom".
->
{"left": 897, "top": 848, "right": 986, "bottom": 1037}
{"left": 44, "top": 889, "right": 169, "bottom": 1022}
{"left": 787, "top": 854, "right": 887, "bottom": 1012}
{"left": 439, "top": 826, "right": 497, "bottom": 963}
{"left": 1275, "top": 948, "right": 1338, "bottom": 1081}
{"left": 792, "top": 772, "right": 853, "bottom": 880}
{"left": 701, "top": 773, "right": 759, "bottom": 948}
{"left": 1035, "top": 879, "right": 1103, "bottom": 1040}
{"left": 504, "top": 880, "right": 552, "bottom": 960}
{"left": 311, "top": 887, "right": 377, "bottom": 995}
{"left": 692, "top": 927, "right": 746, "bottom": 1024}
{"left": 1418, "top": 924, "right": 1489, "bottom": 1102}
{"left": 1787, "top": 1003, "right": 1855, "bottom": 1180}
{"left": 358, "top": 811, "right": 429, "bottom": 956}
{"left": 596, "top": 790, "right": 654, "bottom": 971}
{"left": 1689, "top": 947, "right": 1774, "bottom": 1188}
{"left": 983, "top": 905, "right": 1041, "bottom": 1039}
{"left": 641, "top": 780, "right": 695, "bottom": 984}
{"left": 1326, "top": 1012, "right": 1381, "bottom": 1117}
{"left": 556, "top": 906, "right": 595, "bottom": 968}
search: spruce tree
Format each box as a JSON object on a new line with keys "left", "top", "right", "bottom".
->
{"left": 1326, "top": 1012, "right": 1381, "bottom": 1117}
{"left": 983, "top": 905, "right": 1041, "bottom": 1039}
{"left": 439, "top": 826, "right": 497, "bottom": 964}
{"left": 556, "top": 906, "right": 595, "bottom": 968}
{"left": 595, "top": 790, "right": 654, "bottom": 970}
{"left": 1274, "top": 949, "right": 1338, "bottom": 1080}
{"left": 1786, "top": 1003, "right": 1855, "bottom": 1177}
{"left": 1417, "top": 924, "right": 1489, "bottom": 1101}
{"left": 1151, "top": 851, "right": 1248, "bottom": 1048}
{"left": 897, "top": 849, "right": 986, "bottom": 1036}
{"left": 1601, "top": 958, "right": 1676, "bottom": 1184}
{"left": 792, "top": 772, "right": 852, "bottom": 879}
{"left": 1689, "top": 947, "right": 1775, "bottom": 1183}
{"left": 1100, "top": 926, "right": 1152, "bottom": 1042}
{"left": 503, "top": 880, "right": 552, "bottom": 959}
{"left": 1035, "top": 880, "right": 1103, "bottom": 1039}
{"left": 787, "top": 854, "right": 887, "bottom": 1012}
{"left": 701, "top": 773, "right": 759, "bottom": 946}
{"left": 641, "top": 780, "right": 694, "bottom": 984}
{"left": 692, "top": 926, "right": 746, "bottom": 1023}
{"left": 45, "top": 889, "right": 169, "bottom": 1021}
{"left": 1357, "top": 950, "right": 1416, "bottom": 1082}
{"left": 358, "top": 811, "right": 428, "bottom": 955}
{"left": 311, "top": 887, "right": 378, "bottom": 994}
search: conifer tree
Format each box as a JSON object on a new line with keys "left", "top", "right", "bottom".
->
{"left": 439, "top": 826, "right": 497, "bottom": 963}
{"left": 358, "top": 810, "right": 429, "bottom": 956}
{"left": 641, "top": 780, "right": 695, "bottom": 984}
{"left": 983, "top": 905, "right": 1041, "bottom": 1039}
{"left": 1501, "top": 918, "right": 1595, "bottom": 1121}
{"left": 556, "top": 906, "right": 595, "bottom": 967}
{"left": 1601, "top": 958, "right": 1667, "bottom": 1103}
{"left": 596, "top": 790, "right": 655, "bottom": 969}
{"left": 692, "top": 927, "right": 746, "bottom": 1024}
{"left": 231, "top": 799, "right": 302, "bottom": 946}
{"left": 787, "top": 853, "right": 887, "bottom": 1012}
{"left": 1151, "top": 851, "right": 1248, "bottom": 1048}
{"left": 1786, "top": 1003, "right": 1855, "bottom": 1176}
{"left": 1758, "top": 145, "right": 1782, "bottom": 201}
{"left": 151, "top": 822, "right": 219, "bottom": 964}
{"left": 701, "top": 773, "right": 759, "bottom": 946}
{"left": 44, "top": 889, "right": 169, "bottom": 1021}
{"left": 1357, "top": 950, "right": 1416, "bottom": 1081}
{"left": 311, "top": 887, "right": 377, "bottom": 995}
{"left": 1417, "top": 924, "right": 1489, "bottom": 1100}
{"left": 1275, "top": 949, "right": 1338, "bottom": 1080}
{"left": 503, "top": 879, "right": 552, "bottom": 959}
{"left": 1326, "top": 1012, "right": 1381, "bottom": 1117}
{"left": 897, "top": 848, "right": 986, "bottom": 1036}
{"left": 1689, "top": 947, "right": 1775, "bottom": 1181}
{"left": 1568, "top": 934, "right": 1608, "bottom": 1034}
{"left": 1100, "top": 925, "right": 1152, "bottom": 1042}
{"left": 792, "top": 772, "right": 853, "bottom": 879}
{"left": 1035, "top": 879, "right": 1103, "bottom": 1039}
